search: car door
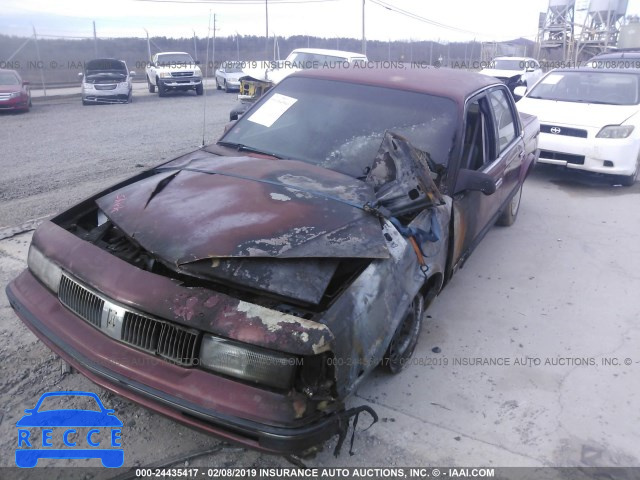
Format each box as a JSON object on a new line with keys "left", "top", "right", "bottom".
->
{"left": 487, "top": 87, "right": 523, "bottom": 207}
{"left": 449, "top": 90, "right": 508, "bottom": 272}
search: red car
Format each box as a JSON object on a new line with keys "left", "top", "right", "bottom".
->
{"left": 0, "top": 69, "right": 31, "bottom": 112}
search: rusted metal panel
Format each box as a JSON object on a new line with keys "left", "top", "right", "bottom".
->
{"left": 32, "top": 221, "right": 335, "bottom": 357}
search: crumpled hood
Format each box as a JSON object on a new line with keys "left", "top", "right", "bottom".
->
{"left": 517, "top": 97, "right": 639, "bottom": 128}
{"left": 96, "top": 152, "right": 389, "bottom": 266}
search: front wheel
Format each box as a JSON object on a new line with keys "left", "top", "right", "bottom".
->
{"left": 147, "top": 77, "right": 155, "bottom": 93}
{"left": 196, "top": 84, "right": 203, "bottom": 95}
{"left": 497, "top": 184, "right": 522, "bottom": 227}
{"left": 381, "top": 295, "right": 424, "bottom": 374}
{"left": 157, "top": 79, "right": 166, "bottom": 97}
{"left": 216, "top": 78, "right": 221, "bottom": 90}
{"left": 616, "top": 156, "right": 640, "bottom": 186}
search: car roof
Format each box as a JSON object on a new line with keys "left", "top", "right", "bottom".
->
{"left": 291, "top": 67, "right": 500, "bottom": 101}
{"left": 493, "top": 56, "right": 536, "bottom": 61}
{"left": 156, "top": 51, "right": 192, "bottom": 56}
{"left": 289, "top": 48, "right": 367, "bottom": 58}
{"left": 590, "top": 51, "right": 640, "bottom": 60}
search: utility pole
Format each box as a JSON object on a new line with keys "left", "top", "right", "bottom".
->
{"left": 236, "top": 32, "right": 240, "bottom": 61}
{"left": 32, "top": 26, "right": 46, "bottom": 96}
{"left": 212, "top": 14, "right": 217, "bottom": 71}
{"left": 265, "top": 0, "right": 269, "bottom": 59}
{"left": 144, "top": 29, "right": 151, "bottom": 61}
{"left": 361, "top": 0, "right": 366, "bottom": 55}
{"left": 93, "top": 21, "right": 98, "bottom": 57}
{"left": 193, "top": 30, "right": 198, "bottom": 61}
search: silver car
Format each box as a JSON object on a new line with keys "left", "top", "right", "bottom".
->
{"left": 80, "top": 59, "right": 135, "bottom": 105}
{"left": 215, "top": 61, "right": 244, "bottom": 92}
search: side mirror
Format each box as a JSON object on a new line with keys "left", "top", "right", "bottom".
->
{"left": 149, "top": 62, "right": 155, "bottom": 67}
{"left": 130, "top": 71, "right": 136, "bottom": 77}
{"left": 454, "top": 169, "right": 497, "bottom": 195}
{"left": 23, "top": 80, "right": 30, "bottom": 86}
{"left": 78, "top": 72, "right": 84, "bottom": 78}
{"left": 513, "top": 85, "right": 527, "bottom": 97}
{"left": 195, "top": 60, "right": 201, "bottom": 65}
{"left": 525, "top": 67, "right": 535, "bottom": 73}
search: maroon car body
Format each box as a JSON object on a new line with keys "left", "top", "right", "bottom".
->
{"left": 6, "top": 68, "right": 538, "bottom": 454}
{"left": 0, "top": 69, "right": 31, "bottom": 112}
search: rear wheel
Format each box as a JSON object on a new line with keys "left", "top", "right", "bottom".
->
{"left": 147, "top": 76, "right": 155, "bottom": 93}
{"left": 497, "top": 184, "right": 522, "bottom": 226}
{"left": 382, "top": 295, "right": 424, "bottom": 374}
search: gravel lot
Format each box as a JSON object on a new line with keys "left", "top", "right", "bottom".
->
{"left": 1, "top": 89, "right": 639, "bottom": 478}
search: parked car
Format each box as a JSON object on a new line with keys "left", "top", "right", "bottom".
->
{"left": 515, "top": 67, "right": 640, "bottom": 185}
{"left": 215, "top": 61, "right": 244, "bottom": 92}
{"left": 586, "top": 50, "right": 640, "bottom": 68}
{"left": 230, "top": 48, "right": 368, "bottom": 120}
{"left": 7, "top": 68, "right": 538, "bottom": 455}
{"left": 146, "top": 52, "right": 203, "bottom": 97}
{"left": 0, "top": 69, "right": 31, "bottom": 112}
{"left": 479, "top": 56, "right": 544, "bottom": 94}
{"left": 79, "top": 59, "right": 135, "bottom": 105}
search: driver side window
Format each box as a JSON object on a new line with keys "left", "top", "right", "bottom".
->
{"left": 462, "top": 97, "right": 494, "bottom": 171}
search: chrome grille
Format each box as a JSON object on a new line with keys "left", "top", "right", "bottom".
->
{"left": 0, "top": 93, "right": 11, "bottom": 100}
{"left": 121, "top": 311, "right": 161, "bottom": 353}
{"left": 95, "top": 84, "right": 117, "bottom": 90}
{"left": 58, "top": 274, "right": 199, "bottom": 365}
{"left": 171, "top": 71, "right": 194, "bottom": 77}
{"left": 59, "top": 274, "right": 104, "bottom": 328}
{"left": 158, "top": 323, "right": 199, "bottom": 366}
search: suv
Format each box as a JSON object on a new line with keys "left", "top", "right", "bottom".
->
{"left": 146, "top": 52, "right": 203, "bottom": 97}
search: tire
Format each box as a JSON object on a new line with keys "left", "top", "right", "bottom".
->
{"left": 147, "top": 76, "right": 155, "bottom": 93}
{"left": 381, "top": 294, "right": 424, "bottom": 374}
{"left": 223, "top": 80, "right": 228, "bottom": 92}
{"left": 128, "top": 90, "right": 133, "bottom": 103}
{"left": 82, "top": 99, "right": 89, "bottom": 106}
{"left": 216, "top": 78, "right": 221, "bottom": 90}
{"left": 497, "top": 184, "right": 522, "bottom": 227}
{"left": 157, "top": 79, "right": 166, "bottom": 97}
{"left": 196, "top": 83, "right": 203, "bottom": 96}
{"left": 617, "top": 156, "right": 640, "bottom": 186}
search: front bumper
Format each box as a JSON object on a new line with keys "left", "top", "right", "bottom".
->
{"left": 0, "top": 95, "right": 29, "bottom": 110}
{"left": 6, "top": 270, "right": 342, "bottom": 454}
{"left": 538, "top": 131, "right": 640, "bottom": 175}
{"left": 82, "top": 85, "right": 130, "bottom": 104}
{"left": 159, "top": 78, "right": 202, "bottom": 89}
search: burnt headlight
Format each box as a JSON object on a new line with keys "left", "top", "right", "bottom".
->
{"left": 27, "top": 245, "right": 62, "bottom": 293}
{"left": 199, "top": 335, "right": 298, "bottom": 390}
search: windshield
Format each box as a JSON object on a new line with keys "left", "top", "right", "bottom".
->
{"left": 527, "top": 71, "right": 640, "bottom": 105}
{"left": 490, "top": 59, "right": 524, "bottom": 71}
{"left": 285, "top": 52, "right": 350, "bottom": 69}
{"left": 0, "top": 72, "right": 20, "bottom": 85}
{"left": 156, "top": 54, "right": 195, "bottom": 65}
{"left": 221, "top": 76, "right": 457, "bottom": 178}
{"left": 223, "top": 62, "right": 243, "bottom": 73}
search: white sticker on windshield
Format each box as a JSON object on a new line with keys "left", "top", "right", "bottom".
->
{"left": 247, "top": 93, "right": 298, "bottom": 127}
{"left": 541, "top": 74, "right": 563, "bottom": 85}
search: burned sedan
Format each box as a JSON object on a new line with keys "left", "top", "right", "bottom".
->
{"left": 7, "top": 68, "right": 538, "bottom": 454}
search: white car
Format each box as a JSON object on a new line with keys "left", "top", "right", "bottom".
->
{"left": 479, "top": 56, "right": 544, "bottom": 92}
{"left": 515, "top": 68, "right": 640, "bottom": 186}
{"left": 215, "top": 61, "right": 244, "bottom": 92}
{"left": 267, "top": 48, "right": 368, "bottom": 84}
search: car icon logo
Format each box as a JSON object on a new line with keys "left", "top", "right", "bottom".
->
{"left": 15, "top": 391, "right": 123, "bottom": 468}
{"left": 550, "top": 127, "right": 561, "bottom": 134}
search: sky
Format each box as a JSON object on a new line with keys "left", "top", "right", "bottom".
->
{"left": 2, "top": 0, "right": 640, "bottom": 43}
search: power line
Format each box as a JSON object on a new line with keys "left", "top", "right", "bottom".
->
{"left": 368, "top": 0, "right": 516, "bottom": 39}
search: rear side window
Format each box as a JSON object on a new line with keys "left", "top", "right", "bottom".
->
{"left": 489, "top": 89, "right": 517, "bottom": 153}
